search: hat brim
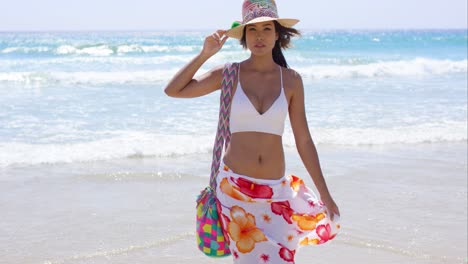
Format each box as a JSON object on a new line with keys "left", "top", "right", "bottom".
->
{"left": 225, "top": 17, "right": 300, "bottom": 39}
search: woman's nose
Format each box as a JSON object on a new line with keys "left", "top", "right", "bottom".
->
{"left": 256, "top": 32, "right": 263, "bottom": 40}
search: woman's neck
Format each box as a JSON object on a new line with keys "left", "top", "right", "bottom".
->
{"left": 245, "top": 55, "right": 277, "bottom": 72}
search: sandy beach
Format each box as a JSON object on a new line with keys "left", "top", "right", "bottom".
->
{"left": 1, "top": 141, "right": 466, "bottom": 264}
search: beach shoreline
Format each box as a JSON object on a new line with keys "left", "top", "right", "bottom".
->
{"left": 1, "top": 141, "right": 466, "bottom": 264}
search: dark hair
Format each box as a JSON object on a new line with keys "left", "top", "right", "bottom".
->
{"left": 240, "top": 21, "right": 300, "bottom": 68}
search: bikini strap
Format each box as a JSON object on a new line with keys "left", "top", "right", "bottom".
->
{"left": 279, "top": 66, "right": 283, "bottom": 89}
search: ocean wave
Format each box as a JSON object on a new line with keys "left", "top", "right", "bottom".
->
{"left": 0, "top": 70, "right": 178, "bottom": 86}
{"left": 283, "top": 120, "right": 467, "bottom": 146}
{"left": 1, "top": 44, "right": 199, "bottom": 56}
{"left": 297, "top": 58, "right": 467, "bottom": 79}
{"left": 0, "top": 132, "right": 214, "bottom": 168}
{"left": 0, "top": 122, "right": 465, "bottom": 167}
{"left": 0, "top": 58, "right": 465, "bottom": 87}
{"left": 0, "top": 54, "right": 197, "bottom": 69}
{"left": 1, "top": 46, "right": 51, "bottom": 54}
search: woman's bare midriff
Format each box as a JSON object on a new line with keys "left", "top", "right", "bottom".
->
{"left": 222, "top": 132, "right": 285, "bottom": 180}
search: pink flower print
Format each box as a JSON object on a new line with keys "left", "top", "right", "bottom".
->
{"left": 278, "top": 246, "right": 295, "bottom": 263}
{"left": 233, "top": 177, "right": 274, "bottom": 199}
{"left": 316, "top": 223, "right": 337, "bottom": 244}
{"left": 260, "top": 253, "right": 270, "bottom": 262}
{"left": 271, "top": 201, "right": 294, "bottom": 224}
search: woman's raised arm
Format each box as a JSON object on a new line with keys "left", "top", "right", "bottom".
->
{"left": 164, "top": 30, "right": 229, "bottom": 98}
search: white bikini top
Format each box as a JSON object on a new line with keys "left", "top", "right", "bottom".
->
{"left": 230, "top": 65, "right": 288, "bottom": 136}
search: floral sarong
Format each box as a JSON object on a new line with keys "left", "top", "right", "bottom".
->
{"left": 216, "top": 161, "right": 340, "bottom": 263}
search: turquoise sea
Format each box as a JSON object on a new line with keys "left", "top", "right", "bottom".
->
{"left": 0, "top": 29, "right": 466, "bottom": 166}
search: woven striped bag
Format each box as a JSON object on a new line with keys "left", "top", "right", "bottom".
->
{"left": 196, "top": 62, "right": 238, "bottom": 257}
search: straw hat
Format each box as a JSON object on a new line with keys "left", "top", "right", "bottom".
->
{"left": 226, "top": 0, "right": 300, "bottom": 39}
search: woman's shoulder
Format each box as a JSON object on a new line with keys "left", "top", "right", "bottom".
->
{"left": 201, "top": 64, "right": 226, "bottom": 80}
{"left": 281, "top": 66, "right": 303, "bottom": 89}
{"left": 213, "top": 62, "right": 240, "bottom": 74}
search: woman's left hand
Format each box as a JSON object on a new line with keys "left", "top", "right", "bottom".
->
{"left": 321, "top": 195, "right": 340, "bottom": 222}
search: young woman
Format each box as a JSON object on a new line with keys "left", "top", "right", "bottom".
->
{"left": 165, "top": 1, "right": 340, "bottom": 263}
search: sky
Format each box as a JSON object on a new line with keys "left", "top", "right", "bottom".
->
{"left": 0, "top": 0, "right": 466, "bottom": 31}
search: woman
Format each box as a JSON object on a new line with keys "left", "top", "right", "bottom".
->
{"left": 165, "top": 0, "right": 340, "bottom": 263}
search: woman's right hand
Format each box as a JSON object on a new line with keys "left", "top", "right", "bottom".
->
{"left": 201, "top": 30, "right": 229, "bottom": 58}
{"left": 164, "top": 30, "right": 228, "bottom": 98}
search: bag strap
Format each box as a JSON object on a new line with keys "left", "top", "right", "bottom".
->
{"left": 209, "top": 62, "right": 239, "bottom": 190}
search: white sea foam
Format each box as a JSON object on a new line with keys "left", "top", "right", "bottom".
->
{"left": 0, "top": 69, "right": 179, "bottom": 86}
{"left": 0, "top": 55, "right": 196, "bottom": 69}
{"left": 297, "top": 58, "right": 467, "bottom": 79}
{"left": 0, "top": 121, "right": 465, "bottom": 168}
{"left": 56, "top": 45, "right": 114, "bottom": 56}
{"left": 0, "top": 58, "right": 465, "bottom": 87}
{"left": 343, "top": 121, "right": 465, "bottom": 145}
{"left": 0, "top": 44, "right": 199, "bottom": 56}
{"left": 139, "top": 45, "right": 196, "bottom": 53}
{"left": 282, "top": 120, "right": 467, "bottom": 147}
{"left": 2, "top": 44, "right": 200, "bottom": 56}
{"left": 1, "top": 46, "right": 51, "bottom": 54}
{"left": 0, "top": 132, "right": 214, "bottom": 168}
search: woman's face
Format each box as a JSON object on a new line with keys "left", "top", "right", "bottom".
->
{"left": 245, "top": 21, "right": 278, "bottom": 56}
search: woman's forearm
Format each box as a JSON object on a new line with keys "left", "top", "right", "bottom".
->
{"left": 297, "top": 139, "right": 331, "bottom": 199}
{"left": 164, "top": 52, "right": 210, "bottom": 97}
